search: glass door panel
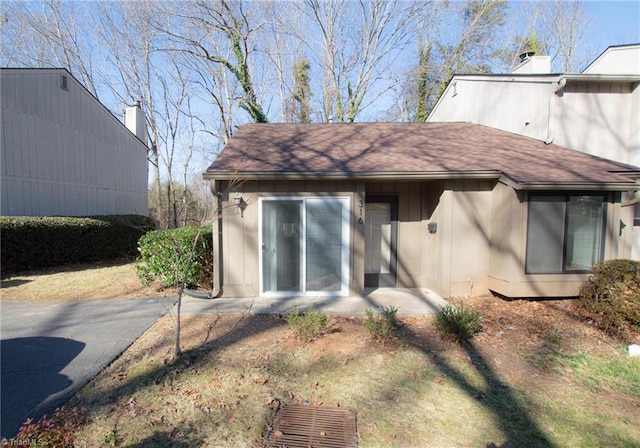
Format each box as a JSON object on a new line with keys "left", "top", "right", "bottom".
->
{"left": 262, "top": 200, "right": 302, "bottom": 293}
{"left": 364, "top": 196, "right": 397, "bottom": 287}
{"left": 261, "top": 197, "right": 349, "bottom": 296}
{"left": 306, "top": 199, "right": 343, "bottom": 292}
{"left": 566, "top": 195, "right": 604, "bottom": 270}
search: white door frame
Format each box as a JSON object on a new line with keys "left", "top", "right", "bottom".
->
{"left": 258, "top": 196, "right": 350, "bottom": 297}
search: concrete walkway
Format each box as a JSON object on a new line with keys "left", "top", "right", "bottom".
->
{"left": 181, "top": 288, "right": 449, "bottom": 316}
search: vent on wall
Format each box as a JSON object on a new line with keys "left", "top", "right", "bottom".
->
{"left": 60, "top": 74, "right": 68, "bottom": 91}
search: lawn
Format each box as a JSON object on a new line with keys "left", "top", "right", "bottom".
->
{"left": 3, "top": 262, "right": 639, "bottom": 447}
{"left": 64, "top": 296, "right": 639, "bottom": 447}
{"left": 0, "top": 259, "right": 169, "bottom": 302}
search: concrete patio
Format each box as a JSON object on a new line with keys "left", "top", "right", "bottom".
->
{"left": 181, "top": 288, "right": 449, "bottom": 316}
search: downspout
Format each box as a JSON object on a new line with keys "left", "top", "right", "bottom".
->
{"left": 621, "top": 190, "right": 640, "bottom": 207}
{"left": 183, "top": 179, "right": 223, "bottom": 299}
{"left": 545, "top": 77, "right": 566, "bottom": 145}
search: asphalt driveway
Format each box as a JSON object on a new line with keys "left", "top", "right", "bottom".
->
{"left": 0, "top": 297, "right": 175, "bottom": 439}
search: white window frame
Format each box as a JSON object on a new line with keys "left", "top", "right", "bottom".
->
{"left": 258, "top": 196, "right": 350, "bottom": 297}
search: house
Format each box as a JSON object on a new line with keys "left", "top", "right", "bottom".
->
{"left": 1, "top": 68, "right": 148, "bottom": 217}
{"left": 203, "top": 122, "right": 640, "bottom": 300}
{"left": 426, "top": 44, "right": 640, "bottom": 258}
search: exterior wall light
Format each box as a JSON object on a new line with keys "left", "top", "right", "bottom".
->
{"left": 428, "top": 222, "right": 438, "bottom": 234}
{"left": 233, "top": 196, "right": 247, "bottom": 217}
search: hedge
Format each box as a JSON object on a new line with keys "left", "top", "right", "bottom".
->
{"left": 1, "top": 215, "right": 155, "bottom": 273}
{"left": 135, "top": 225, "right": 213, "bottom": 289}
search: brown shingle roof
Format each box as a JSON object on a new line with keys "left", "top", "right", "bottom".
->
{"left": 204, "top": 122, "right": 639, "bottom": 188}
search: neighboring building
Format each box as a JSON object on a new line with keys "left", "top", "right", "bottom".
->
{"left": 426, "top": 44, "right": 640, "bottom": 259}
{"left": 1, "top": 68, "right": 148, "bottom": 217}
{"left": 203, "top": 123, "right": 640, "bottom": 300}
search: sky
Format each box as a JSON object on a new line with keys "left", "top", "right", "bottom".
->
{"left": 584, "top": 0, "right": 640, "bottom": 47}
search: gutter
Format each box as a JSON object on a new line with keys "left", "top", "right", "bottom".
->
{"left": 499, "top": 175, "right": 639, "bottom": 192}
{"left": 203, "top": 170, "right": 503, "bottom": 182}
{"left": 622, "top": 190, "right": 640, "bottom": 207}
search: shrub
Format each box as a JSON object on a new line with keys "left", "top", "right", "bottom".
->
{"left": 435, "top": 303, "right": 482, "bottom": 342}
{"left": 13, "top": 405, "right": 85, "bottom": 448}
{"left": 0, "top": 215, "right": 155, "bottom": 272}
{"left": 363, "top": 306, "right": 403, "bottom": 343}
{"left": 135, "top": 225, "right": 213, "bottom": 289}
{"left": 578, "top": 259, "right": 640, "bottom": 338}
{"left": 285, "top": 305, "right": 328, "bottom": 343}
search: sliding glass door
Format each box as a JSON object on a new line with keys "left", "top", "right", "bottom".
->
{"left": 260, "top": 197, "right": 350, "bottom": 296}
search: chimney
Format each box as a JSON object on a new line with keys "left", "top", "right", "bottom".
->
{"left": 512, "top": 52, "right": 551, "bottom": 74}
{"left": 125, "top": 101, "right": 147, "bottom": 144}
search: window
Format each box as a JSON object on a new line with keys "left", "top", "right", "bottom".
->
{"left": 526, "top": 194, "right": 605, "bottom": 274}
{"left": 260, "top": 197, "right": 350, "bottom": 296}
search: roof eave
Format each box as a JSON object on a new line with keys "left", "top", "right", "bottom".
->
{"left": 500, "top": 176, "right": 639, "bottom": 192}
{"left": 203, "top": 170, "right": 502, "bottom": 182}
{"left": 560, "top": 73, "right": 640, "bottom": 83}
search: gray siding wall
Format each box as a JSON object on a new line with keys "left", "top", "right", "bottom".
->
{"left": 1, "top": 69, "right": 148, "bottom": 216}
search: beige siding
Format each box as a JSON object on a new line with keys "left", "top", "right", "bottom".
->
{"left": 421, "top": 182, "right": 444, "bottom": 293}
{"left": 366, "top": 182, "right": 422, "bottom": 288}
{"left": 583, "top": 46, "right": 640, "bottom": 75}
{"left": 488, "top": 189, "right": 623, "bottom": 298}
{"left": 219, "top": 180, "right": 359, "bottom": 298}
{"left": 428, "top": 76, "right": 638, "bottom": 167}
{"left": 0, "top": 69, "right": 148, "bottom": 216}
{"left": 427, "top": 78, "right": 552, "bottom": 141}
{"left": 555, "top": 82, "right": 635, "bottom": 165}
{"left": 216, "top": 178, "right": 628, "bottom": 299}
{"left": 365, "top": 180, "right": 494, "bottom": 298}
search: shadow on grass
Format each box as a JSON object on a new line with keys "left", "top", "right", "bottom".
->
{"left": 0, "top": 278, "right": 32, "bottom": 288}
{"left": 125, "top": 428, "right": 204, "bottom": 448}
{"left": 399, "top": 326, "right": 554, "bottom": 448}
{"left": 72, "top": 310, "right": 555, "bottom": 447}
{"left": 77, "top": 313, "right": 287, "bottom": 407}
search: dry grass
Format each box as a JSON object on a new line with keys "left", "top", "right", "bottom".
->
{"left": 67, "top": 302, "right": 640, "bottom": 448}
{"left": 3, "top": 263, "right": 638, "bottom": 447}
{"left": 0, "top": 260, "right": 168, "bottom": 302}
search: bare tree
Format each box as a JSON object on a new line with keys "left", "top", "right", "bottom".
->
{"left": 161, "top": 0, "right": 269, "bottom": 124}
{"left": 398, "top": 0, "right": 508, "bottom": 121}
{"left": 259, "top": 2, "right": 307, "bottom": 123}
{"left": 0, "top": 0, "right": 98, "bottom": 96}
{"left": 538, "top": 0, "right": 593, "bottom": 72}
{"left": 301, "top": 0, "right": 419, "bottom": 122}
{"left": 96, "top": 1, "right": 201, "bottom": 228}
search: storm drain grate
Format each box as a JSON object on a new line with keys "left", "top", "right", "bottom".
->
{"left": 265, "top": 403, "right": 358, "bottom": 448}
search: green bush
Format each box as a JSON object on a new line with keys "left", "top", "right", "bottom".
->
{"left": 0, "top": 215, "right": 155, "bottom": 272}
{"left": 135, "top": 225, "right": 213, "bottom": 289}
{"left": 578, "top": 259, "right": 640, "bottom": 338}
{"left": 435, "top": 303, "right": 482, "bottom": 342}
{"left": 285, "top": 305, "right": 328, "bottom": 343}
{"left": 363, "top": 306, "right": 403, "bottom": 343}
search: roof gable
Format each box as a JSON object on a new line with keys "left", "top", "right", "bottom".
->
{"left": 204, "top": 123, "right": 639, "bottom": 189}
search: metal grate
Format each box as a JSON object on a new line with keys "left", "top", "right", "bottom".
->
{"left": 265, "top": 403, "right": 358, "bottom": 448}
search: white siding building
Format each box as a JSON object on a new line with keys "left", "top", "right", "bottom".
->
{"left": 427, "top": 44, "right": 640, "bottom": 260}
{"left": 1, "top": 68, "right": 148, "bottom": 217}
